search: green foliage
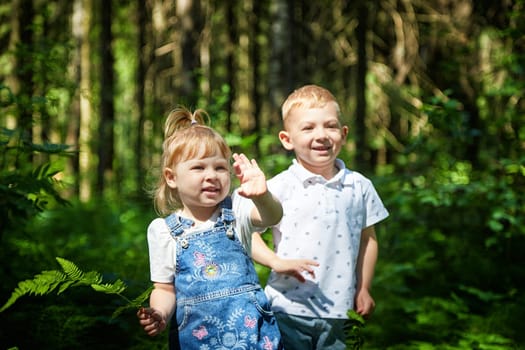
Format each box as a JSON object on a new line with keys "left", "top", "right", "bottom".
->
{"left": 0, "top": 199, "right": 161, "bottom": 349}
{"left": 0, "top": 85, "right": 71, "bottom": 238}
{"left": 345, "top": 310, "right": 366, "bottom": 350}
{"left": 0, "top": 257, "right": 152, "bottom": 318}
{"left": 1, "top": 3, "right": 523, "bottom": 348}
{"left": 362, "top": 116, "right": 524, "bottom": 349}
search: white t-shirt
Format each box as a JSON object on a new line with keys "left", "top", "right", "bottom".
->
{"left": 147, "top": 192, "right": 260, "bottom": 283}
{"left": 264, "top": 159, "right": 389, "bottom": 319}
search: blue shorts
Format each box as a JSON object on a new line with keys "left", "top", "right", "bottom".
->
{"left": 275, "top": 312, "right": 346, "bottom": 350}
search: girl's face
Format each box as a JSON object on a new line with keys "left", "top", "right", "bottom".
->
{"left": 164, "top": 153, "right": 231, "bottom": 219}
{"left": 279, "top": 103, "right": 348, "bottom": 179}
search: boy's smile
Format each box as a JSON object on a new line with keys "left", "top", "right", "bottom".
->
{"left": 279, "top": 103, "right": 348, "bottom": 179}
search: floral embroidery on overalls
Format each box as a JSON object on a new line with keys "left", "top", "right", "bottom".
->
{"left": 164, "top": 197, "right": 282, "bottom": 349}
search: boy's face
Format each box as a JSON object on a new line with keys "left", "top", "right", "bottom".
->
{"left": 279, "top": 103, "right": 348, "bottom": 177}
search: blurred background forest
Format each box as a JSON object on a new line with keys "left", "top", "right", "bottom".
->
{"left": 1, "top": 0, "right": 524, "bottom": 349}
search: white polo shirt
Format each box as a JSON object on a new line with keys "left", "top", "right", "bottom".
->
{"left": 264, "top": 159, "right": 389, "bottom": 319}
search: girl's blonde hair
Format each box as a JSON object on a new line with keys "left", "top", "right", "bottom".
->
{"left": 154, "top": 107, "right": 231, "bottom": 216}
{"left": 281, "top": 84, "right": 341, "bottom": 127}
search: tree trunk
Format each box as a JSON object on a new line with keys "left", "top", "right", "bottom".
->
{"left": 355, "top": 0, "right": 368, "bottom": 170}
{"left": 77, "top": 0, "right": 93, "bottom": 201}
{"left": 251, "top": 0, "right": 263, "bottom": 157}
{"left": 135, "top": 0, "right": 149, "bottom": 196}
{"left": 268, "top": 0, "right": 291, "bottom": 117}
{"left": 15, "top": 0, "right": 34, "bottom": 165}
{"left": 225, "top": 0, "right": 237, "bottom": 131}
{"left": 96, "top": 0, "right": 115, "bottom": 195}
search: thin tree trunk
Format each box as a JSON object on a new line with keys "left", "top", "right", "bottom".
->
{"left": 251, "top": 0, "right": 263, "bottom": 157}
{"left": 135, "top": 0, "right": 148, "bottom": 195}
{"left": 67, "top": 14, "right": 81, "bottom": 198}
{"left": 97, "top": 0, "right": 115, "bottom": 195}
{"left": 178, "top": 0, "right": 202, "bottom": 106}
{"left": 225, "top": 0, "right": 236, "bottom": 131}
{"left": 268, "top": 0, "right": 290, "bottom": 117}
{"left": 15, "top": 0, "right": 34, "bottom": 165}
{"left": 355, "top": 1, "right": 368, "bottom": 169}
{"left": 77, "top": 0, "right": 93, "bottom": 201}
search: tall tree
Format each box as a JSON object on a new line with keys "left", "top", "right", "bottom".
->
{"left": 250, "top": 0, "right": 264, "bottom": 156}
{"left": 14, "top": 0, "right": 34, "bottom": 164}
{"left": 173, "top": 0, "right": 203, "bottom": 106}
{"left": 355, "top": 0, "right": 369, "bottom": 169}
{"left": 225, "top": 0, "right": 237, "bottom": 129}
{"left": 135, "top": 0, "right": 150, "bottom": 195}
{"left": 96, "top": 0, "right": 115, "bottom": 194}
{"left": 267, "top": 0, "right": 290, "bottom": 122}
{"left": 78, "top": 0, "right": 93, "bottom": 201}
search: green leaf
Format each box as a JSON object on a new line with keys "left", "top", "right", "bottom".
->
{"left": 111, "top": 285, "right": 153, "bottom": 319}
{"left": 91, "top": 280, "right": 127, "bottom": 295}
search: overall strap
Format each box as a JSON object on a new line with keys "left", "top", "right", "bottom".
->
{"left": 219, "top": 196, "right": 235, "bottom": 225}
{"left": 217, "top": 197, "right": 235, "bottom": 239}
{"left": 165, "top": 213, "right": 194, "bottom": 238}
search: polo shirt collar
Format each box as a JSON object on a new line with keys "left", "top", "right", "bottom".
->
{"left": 290, "top": 158, "right": 346, "bottom": 187}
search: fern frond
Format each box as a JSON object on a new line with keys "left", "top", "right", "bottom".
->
{"left": 130, "top": 285, "right": 154, "bottom": 307}
{"left": 111, "top": 285, "right": 153, "bottom": 319}
{"left": 57, "top": 280, "right": 77, "bottom": 294}
{"left": 1, "top": 257, "right": 105, "bottom": 312}
{"left": 56, "top": 257, "right": 85, "bottom": 280}
{"left": 0, "top": 270, "right": 68, "bottom": 312}
{"left": 91, "top": 279, "right": 127, "bottom": 295}
{"left": 56, "top": 258, "right": 103, "bottom": 289}
{"left": 80, "top": 271, "right": 103, "bottom": 286}
{"left": 1, "top": 257, "right": 152, "bottom": 320}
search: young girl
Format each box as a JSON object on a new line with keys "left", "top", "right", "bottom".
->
{"left": 137, "top": 107, "right": 283, "bottom": 350}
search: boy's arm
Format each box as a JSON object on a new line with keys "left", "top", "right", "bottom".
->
{"left": 355, "top": 225, "right": 378, "bottom": 318}
{"left": 252, "top": 232, "right": 318, "bottom": 283}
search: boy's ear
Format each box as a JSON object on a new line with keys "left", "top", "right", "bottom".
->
{"left": 278, "top": 130, "right": 294, "bottom": 151}
{"left": 342, "top": 125, "right": 349, "bottom": 141}
{"left": 164, "top": 168, "right": 177, "bottom": 189}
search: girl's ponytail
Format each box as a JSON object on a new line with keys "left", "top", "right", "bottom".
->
{"left": 164, "top": 107, "right": 208, "bottom": 139}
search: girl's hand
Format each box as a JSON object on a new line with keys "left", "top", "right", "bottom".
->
{"left": 271, "top": 258, "right": 319, "bottom": 282}
{"left": 137, "top": 307, "right": 167, "bottom": 336}
{"left": 233, "top": 153, "right": 267, "bottom": 198}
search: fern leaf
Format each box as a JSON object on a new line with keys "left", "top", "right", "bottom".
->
{"left": 91, "top": 279, "right": 127, "bottom": 295}
{"left": 1, "top": 256, "right": 152, "bottom": 321}
{"left": 111, "top": 285, "right": 153, "bottom": 319}
{"left": 56, "top": 257, "right": 85, "bottom": 280}
{"left": 0, "top": 270, "right": 67, "bottom": 312}
{"left": 80, "top": 271, "right": 103, "bottom": 286}
{"left": 55, "top": 258, "right": 102, "bottom": 287}
{"left": 57, "top": 280, "right": 77, "bottom": 294}
{"left": 0, "top": 257, "right": 99, "bottom": 312}
{"left": 131, "top": 285, "right": 154, "bottom": 307}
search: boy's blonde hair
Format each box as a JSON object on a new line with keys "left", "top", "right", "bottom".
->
{"left": 154, "top": 107, "right": 231, "bottom": 215}
{"left": 281, "top": 85, "right": 341, "bottom": 127}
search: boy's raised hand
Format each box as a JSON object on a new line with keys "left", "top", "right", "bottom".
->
{"left": 232, "top": 153, "right": 267, "bottom": 198}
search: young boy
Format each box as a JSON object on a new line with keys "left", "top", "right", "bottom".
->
{"left": 251, "top": 84, "right": 389, "bottom": 349}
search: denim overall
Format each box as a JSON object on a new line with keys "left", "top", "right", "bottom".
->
{"left": 165, "top": 197, "right": 283, "bottom": 350}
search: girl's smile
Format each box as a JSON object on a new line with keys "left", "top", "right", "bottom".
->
{"left": 164, "top": 154, "right": 231, "bottom": 222}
